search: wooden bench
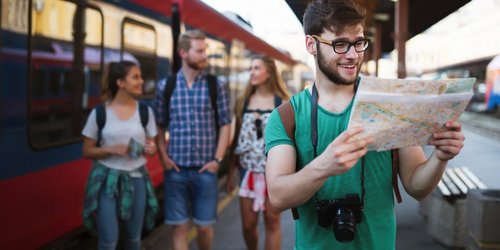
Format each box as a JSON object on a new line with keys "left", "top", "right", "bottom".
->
{"left": 437, "top": 167, "right": 488, "bottom": 201}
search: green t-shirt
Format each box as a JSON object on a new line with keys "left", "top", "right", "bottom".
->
{"left": 265, "top": 89, "right": 395, "bottom": 250}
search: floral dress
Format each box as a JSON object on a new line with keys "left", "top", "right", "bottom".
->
{"left": 234, "top": 108, "right": 273, "bottom": 211}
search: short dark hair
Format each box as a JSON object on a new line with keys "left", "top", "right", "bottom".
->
{"left": 303, "top": 0, "right": 366, "bottom": 36}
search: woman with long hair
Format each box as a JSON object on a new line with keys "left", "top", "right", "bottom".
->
{"left": 226, "top": 55, "right": 290, "bottom": 250}
{"left": 81, "top": 61, "right": 159, "bottom": 250}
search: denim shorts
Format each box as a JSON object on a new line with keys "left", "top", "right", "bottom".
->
{"left": 163, "top": 167, "right": 218, "bottom": 226}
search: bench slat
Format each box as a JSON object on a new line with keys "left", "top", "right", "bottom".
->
{"left": 437, "top": 180, "right": 451, "bottom": 196}
{"left": 454, "top": 167, "right": 478, "bottom": 190}
{"left": 434, "top": 167, "right": 487, "bottom": 200}
{"left": 461, "top": 167, "right": 488, "bottom": 189}
{"left": 441, "top": 171, "right": 462, "bottom": 196}
{"left": 446, "top": 168, "right": 469, "bottom": 195}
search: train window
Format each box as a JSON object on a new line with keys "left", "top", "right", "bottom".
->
{"left": 28, "top": 1, "right": 104, "bottom": 148}
{"left": 206, "top": 39, "right": 229, "bottom": 79}
{"left": 227, "top": 40, "right": 249, "bottom": 107}
{"left": 121, "top": 18, "right": 157, "bottom": 97}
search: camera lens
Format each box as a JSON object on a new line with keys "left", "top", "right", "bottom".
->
{"left": 333, "top": 207, "right": 356, "bottom": 242}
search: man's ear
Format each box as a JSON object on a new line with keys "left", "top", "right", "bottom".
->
{"left": 305, "top": 35, "right": 316, "bottom": 55}
{"left": 179, "top": 48, "right": 188, "bottom": 58}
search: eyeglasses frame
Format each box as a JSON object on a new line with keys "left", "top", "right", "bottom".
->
{"left": 311, "top": 35, "right": 371, "bottom": 54}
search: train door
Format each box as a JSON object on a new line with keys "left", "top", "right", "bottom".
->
{"left": 28, "top": 0, "right": 104, "bottom": 148}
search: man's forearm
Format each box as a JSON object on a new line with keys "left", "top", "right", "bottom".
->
{"left": 267, "top": 149, "right": 331, "bottom": 211}
{"left": 406, "top": 151, "right": 448, "bottom": 200}
{"left": 215, "top": 124, "right": 230, "bottom": 159}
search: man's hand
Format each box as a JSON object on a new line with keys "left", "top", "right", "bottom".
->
{"left": 316, "top": 126, "right": 373, "bottom": 177}
{"left": 159, "top": 150, "right": 180, "bottom": 172}
{"left": 199, "top": 160, "right": 220, "bottom": 174}
{"left": 429, "top": 121, "right": 465, "bottom": 161}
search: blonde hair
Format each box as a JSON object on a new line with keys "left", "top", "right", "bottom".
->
{"left": 178, "top": 29, "right": 206, "bottom": 52}
{"left": 234, "top": 55, "right": 290, "bottom": 120}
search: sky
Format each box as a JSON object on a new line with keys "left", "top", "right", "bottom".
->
{"left": 200, "top": 0, "right": 314, "bottom": 67}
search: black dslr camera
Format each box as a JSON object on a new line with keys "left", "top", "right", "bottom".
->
{"left": 315, "top": 193, "right": 362, "bottom": 242}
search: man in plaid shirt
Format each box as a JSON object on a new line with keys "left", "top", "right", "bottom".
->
{"left": 154, "top": 29, "right": 231, "bottom": 250}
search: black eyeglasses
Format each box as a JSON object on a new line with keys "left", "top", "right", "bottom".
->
{"left": 255, "top": 118, "right": 263, "bottom": 139}
{"left": 311, "top": 35, "right": 370, "bottom": 54}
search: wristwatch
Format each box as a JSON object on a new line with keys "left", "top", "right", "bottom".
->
{"left": 213, "top": 156, "right": 223, "bottom": 166}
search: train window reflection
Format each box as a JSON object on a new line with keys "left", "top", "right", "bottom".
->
{"left": 121, "top": 18, "right": 157, "bottom": 97}
{"left": 28, "top": 1, "right": 104, "bottom": 148}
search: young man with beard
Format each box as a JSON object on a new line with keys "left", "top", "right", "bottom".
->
{"left": 264, "top": 0, "right": 465, "bottom": 249}
{"left": 154, "top": 29, "right": 230, "bottom": 250}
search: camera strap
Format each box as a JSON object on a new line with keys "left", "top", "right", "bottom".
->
{"left": 311, "top": 84, "right": 365, "bottom": 207}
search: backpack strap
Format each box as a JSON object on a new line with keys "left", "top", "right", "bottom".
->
{"left": 276, "top": 100, "right": 403, "bottom": 220}
{"left": 95, "top": 104, "right": 106, "bottom": 146}
{"left": 277, "top": 101, "right": 295, "bottom": 143}
{"left": 164, "top": 75, "right": 177, "bottom": 129}
{"left": 392, "top": 149, "right": 402, "bottom": 203}
{"left": 138, "top": 102, "right": 149, "bottom": 132}
{"left": 206, "top": 74, "right": 219, "bottom": 129}
{"left": 277, "top": 101, "right": 299, "bottom": 219}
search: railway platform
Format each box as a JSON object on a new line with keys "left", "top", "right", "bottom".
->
{"left": 42, "top": 112, "right": 499, "bottom": 250}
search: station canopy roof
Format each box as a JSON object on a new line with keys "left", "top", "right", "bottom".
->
{"left": 285, "top": 0, "right": 471, "bottom": 54}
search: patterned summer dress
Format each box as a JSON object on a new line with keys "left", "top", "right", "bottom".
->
{"left": 234, "top": 96, "right": 281, "bottom": 211}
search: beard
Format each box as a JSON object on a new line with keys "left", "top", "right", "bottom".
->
{"left": 186, "top": 57, "right": 207, "bottom": 70}
{"left": 317, "top": 45, "right": 360, "bottom": 85}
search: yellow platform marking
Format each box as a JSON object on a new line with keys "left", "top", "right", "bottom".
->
{"left": 187, "top": 187, "right": 239, "bottom": 242}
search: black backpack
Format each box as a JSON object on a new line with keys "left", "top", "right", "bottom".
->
{"left": 163, "top": 74, "right": 219, "bottom": 136}
{"left": 95, "top": 102, "right": 149, "bottom": 146}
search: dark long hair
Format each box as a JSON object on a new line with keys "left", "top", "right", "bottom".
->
{"left": 100, "top": 60, "right": 137, "bottom": 102}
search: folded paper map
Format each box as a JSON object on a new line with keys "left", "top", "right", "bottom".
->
{"left": 347, "top": 77, "right": 475, "bottom": 151}
{"left": 128, "top": 138, "right": 144, "bottom": 159}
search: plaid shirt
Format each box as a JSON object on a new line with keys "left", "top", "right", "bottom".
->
{"left": 154, "top": 70, "right": 230, "bottom": 167}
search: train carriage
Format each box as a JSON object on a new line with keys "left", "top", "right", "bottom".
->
{"left": 0, "top": 0, "right": 300, "bottom": 249}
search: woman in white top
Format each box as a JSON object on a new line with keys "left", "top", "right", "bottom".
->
{"left": 226, "top": 55, "right": 290, "bottom": 250}
{"left": 81, "top": 61, "right": 158, "bottom": 250}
